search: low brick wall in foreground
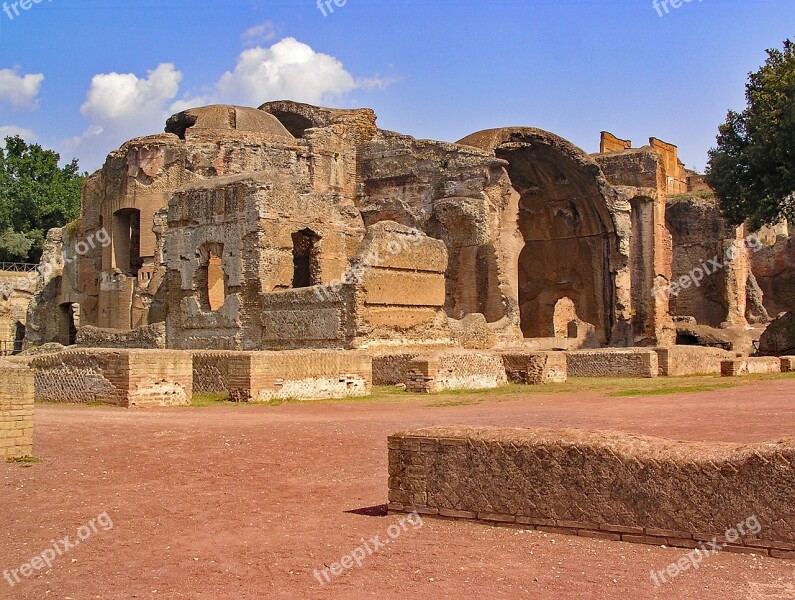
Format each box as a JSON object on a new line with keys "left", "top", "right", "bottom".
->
{"left": 565, "top": 349, "right": 658, "bottom": 378}
{"left": 31, "top": 349, "right": 192, "bottom": 408}
{"left": 0, "top": 365, "right": 34, "bottom": 459}
{"left": 388, "top": 426, "right": 795, "bottom": 558}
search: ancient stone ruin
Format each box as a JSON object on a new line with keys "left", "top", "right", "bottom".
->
{"left": 0, "top": 100, "right": 790, "bottom": 405}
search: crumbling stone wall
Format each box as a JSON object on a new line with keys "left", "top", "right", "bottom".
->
{"left": 666, "top": 196, "right": 753, "bottom": 328}
{"left": 0, "top": 365, "right": 34, "bottom": 459}
{"left": 192, "top": 350, "right": 241, "bottom": 394}
{"left": 565, "top": 348, "right": 658, "bottom": 378}
{"left": 654, "top": 346, "right": 734, "bottom": 376}
{"left": 405, "top": 351, "right": 508, "bottom": 393}
{"left": 388, "top": 426, "right": 795, "bottom": 557}
{"left": 224, "top": 350, "right": 371, "bottom": 402}
{"left": 76, "top": 323, "right": 166, "bottom": 349}
{"left": 501, "top": 351, "right": 567, "bottom": 384}
{"left": 0, "top": 270, "right": 36, "bottom": 352}
{"left": 751, "top": 235, "right": 795, "bottom": 317}
{"left": 31, "top": 349, "right": 192, "bottom": 407}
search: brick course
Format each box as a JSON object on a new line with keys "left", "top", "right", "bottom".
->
{"left": 388, "top": 426, "right": 795, "bottom": 557}
{"left": 31, "top": 349, "right": 192, "bottom": 408}
{"left": 0, "top": 366, "right": 34, "bottom": 459}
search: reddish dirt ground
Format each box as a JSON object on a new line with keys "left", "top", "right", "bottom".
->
{"left": 3, "top": 379, "right": 795, "bottom": 599}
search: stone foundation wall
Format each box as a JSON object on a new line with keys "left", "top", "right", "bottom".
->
{"left": 371, "top": 353, "right": 424, "bottom": 386}
{"left": 31, "top": 349, "right": 192, "bottom": 407}
{"left": 405, "top": 352, "right": 508, "bottom": 393}
{"left": 192, "top": 351, "right": 241, "bottom": 394}
{"left": 654, "top": 346, "right": 734, "bottom": 376}
{"left": 565, "top": 349, "right": 658, "bottom": 378}
{"left": 76, "top": 323, "right": 167, "bottom": 349}
{"left": 721, "top": 357, "right": 782, "bottom": 377}
{"left": 388, "top": 426, "right": 795, "bottom": 558}
{"left": 501, "top": 351, "right": 567, "bottom": 385}
{"left": 226, "top": 350, "right": 372, "bottom": 402}
{"left": 0, "top": 366, "right": 34, "bottom": 460}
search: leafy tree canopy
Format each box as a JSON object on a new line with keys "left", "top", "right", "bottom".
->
{"left": 0, "top": 136, "right": 85, "bottom": 263}
{"left": 706, "top": 39, "right": 795, "bottom": 229}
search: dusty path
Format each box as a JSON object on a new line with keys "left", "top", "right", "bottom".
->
{"left": 2, "top": 379, "right": 795, "bottom": 599}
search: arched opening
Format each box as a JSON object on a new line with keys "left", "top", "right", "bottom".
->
{"left": 112, "top": 208, "right": 142, "bottom": 277}
{"left": 196, "top": 243, "right": 226, "bottom": 312}
{"left": 13, "top": 321, "right": 25, "bottom": 354}
{"left": 271, "top": 111, "right": 314, "bottom": 138}
{"left": 59, "top": 303, "right": 77, "bottom": 346}
{"left": 292, "top": 229, "right": 322, "bottom": 288}
{"left": 629, "top": 196, "right": 655, "bottom": 340}
{"left": 499, "top": 143, "right": 615, "bottom": 342}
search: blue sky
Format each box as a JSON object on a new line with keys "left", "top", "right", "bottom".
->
{"left": 0, "top": 0, "right": 792, "bottom": 172}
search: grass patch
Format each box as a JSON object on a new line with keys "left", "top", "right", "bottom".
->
{"left": 610, "top": 383, "right": 737, "bottom": 397}
{"left": 190, "top": 393, "right": 235, "bottom": 407}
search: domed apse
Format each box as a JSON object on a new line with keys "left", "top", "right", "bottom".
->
{"left": 496, "top": 141, "right": 616, "bottom": 342}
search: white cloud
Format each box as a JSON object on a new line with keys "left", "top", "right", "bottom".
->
{"left": 217, "top": 37, "right": 358, "bottom": 106}
{"left": 80, "top": 63, "right": 182, "bottom": 130}
{"left": 0, "top": 125, "right": 37, "bottom": 141}
{"left": 242, "top": 21, "right": 276, "bottom": 47}
{"left": 0, "top": 68, "right": 44, "bottom": 110}
{"left": 169, "top": 95, "right": 215, "bottom": 114}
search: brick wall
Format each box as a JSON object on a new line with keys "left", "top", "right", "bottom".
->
{"left": 192, "top": 351, "right": 241, "bottom": 394}
{"left": 654, "top": 346, "right": 734, "bottom": 376}
{"left": 501, "top": 351, "right": 567, "bottom": 385}
{"left": 388, "top": 426, "right": 795, "bottom": 558}
{"left": 0, "top": 366, "right": 34, "bottom": 460}
{"left": 31, "top": 349, "right": 192, "bottom": 407}
{"left": 371, "top": 353, "right": 423, "bottom": 386}
{"left": 565, "top": 349, "right": 658, "bottom": 378}
{"left": 406, "top": 352, "right": 508, "bottom": 393}
{"left": 226, "top": 350, "right": 372, "bottom": 402}
{"left": 721, "top": 357, "right": 781, "bottom": 377}
{"left": 76, "top": 323, "right": 167, "bottom": 349}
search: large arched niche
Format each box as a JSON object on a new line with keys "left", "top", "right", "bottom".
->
{"left": 458, "top": 128, "right": 621, "bottom": 344}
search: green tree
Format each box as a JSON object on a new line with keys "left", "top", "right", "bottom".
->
{"left": 706, "top": 39, "right": 795, "bottom": 229}
{"left": 0, "top": 136, "right": 85, "bottom": 263}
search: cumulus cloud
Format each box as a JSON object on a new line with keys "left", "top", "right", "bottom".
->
{"left": 68, "top": 64, "right": 183, "bottom": 172}
{"left": 0, "top": 68, "right": 44, "bottom": 110}
{"left": 0, "top": 125, "right": 37, "bottom": 141}
{"left": 242, "top": 21, "right": 276, "bottom": 47}
{"left": 80, "top": 63, "right": 182, "bottom": 129}
{"left": 68, "top": 37, "right": 393, "bottom": 171}
{"left": 217, "top": 37, "right": 359, "bottom": 106}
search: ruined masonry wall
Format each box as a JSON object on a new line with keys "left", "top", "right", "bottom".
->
{"left": 565, "top": 349, "right": 658, "bottom": 378}
{"left": 31, "top": 350, "right": 192, "bottom": 407}
{"left": 388, "top": 426, "right": 795, "bottom": 558}
{"left": 0, "top": 366, "right": 34, "bottom": 460}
